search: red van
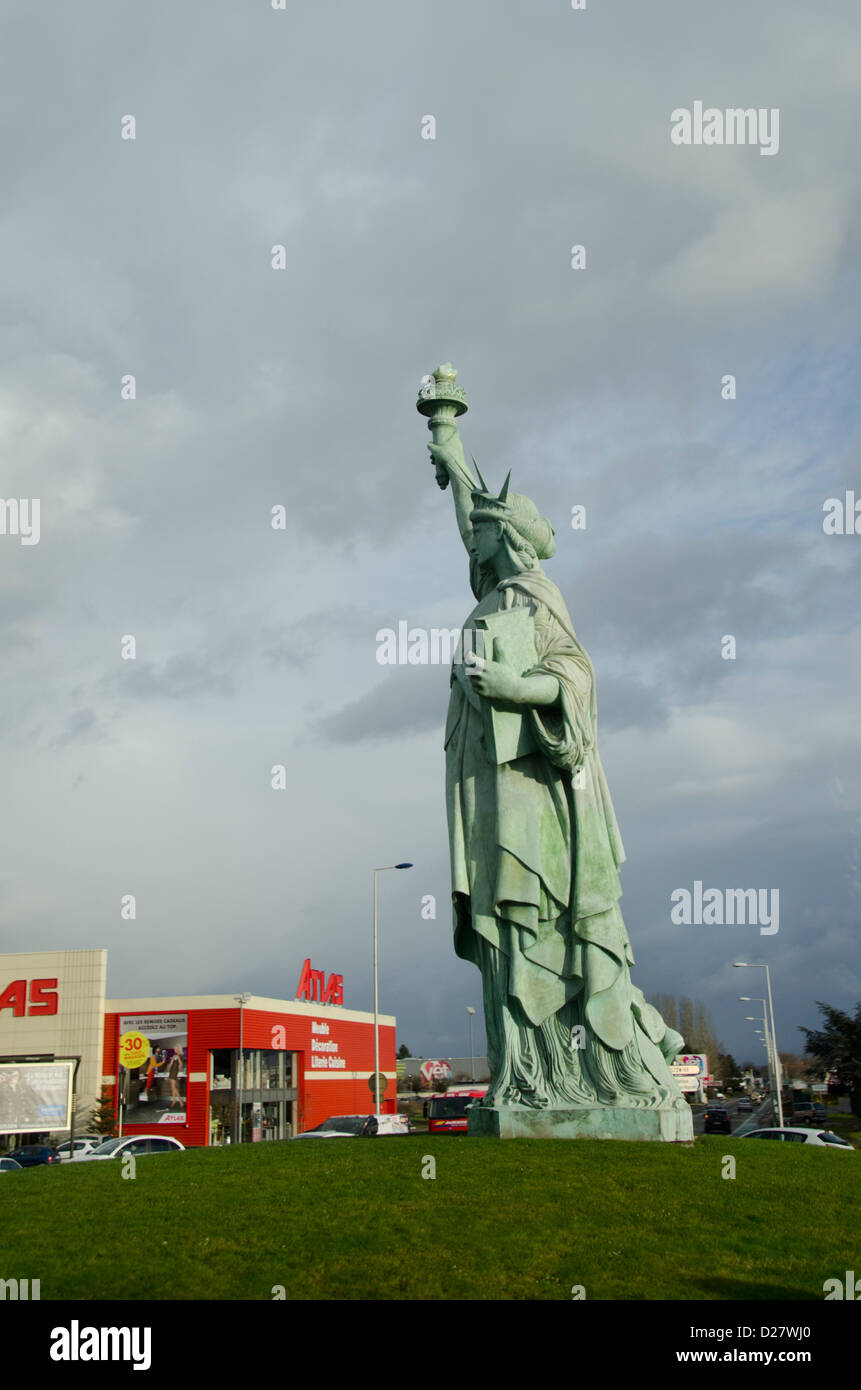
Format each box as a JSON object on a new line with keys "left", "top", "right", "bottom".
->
{"left": 427, "top": 1088, "right": 487, "bottom": 1134}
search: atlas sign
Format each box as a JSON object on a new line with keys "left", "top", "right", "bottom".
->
{"left": 296, "top": 959, "right": 343, "bottom": 1006}
{"left": 0, "top": 978, "right": 59, "bottom": 1017}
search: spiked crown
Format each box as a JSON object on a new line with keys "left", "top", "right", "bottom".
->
{"left": 469, "top": 458, "right": 556, "bottom": 560}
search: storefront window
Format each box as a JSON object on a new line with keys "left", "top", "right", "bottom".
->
{"left": 261, "top": 1050, "right": 285, "bottom": 1089}
{"left": 211, "top": 1050, "right": 233, "bottom": 1090}
{"left": 262, "top": 1101, "right": 282, "bottom": 1139}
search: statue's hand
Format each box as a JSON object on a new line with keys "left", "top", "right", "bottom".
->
{"left": 467, "top": 649, "right": 523, "bottom": 703}
{"left": 427, "top": 442, "right": 454, "bottom": 490}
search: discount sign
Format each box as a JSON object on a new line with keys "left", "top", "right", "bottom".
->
{"left": 118, "top": 1030, "right": 150, "bottom": 1070}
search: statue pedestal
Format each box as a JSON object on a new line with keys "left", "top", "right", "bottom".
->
{"left": 468, "top": 1103, "right": 694, "bottom": 1143}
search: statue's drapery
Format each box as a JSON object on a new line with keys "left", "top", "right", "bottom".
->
{"left": 445, "top": 565, "right": 683, "bottom": 1108}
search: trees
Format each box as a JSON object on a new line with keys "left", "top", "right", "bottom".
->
{"left": 777, "top": 1052, "right": 811, "bottom": 1084}
{"left": 648, "top": 993, "right": 721, "bottom": 1060}
{"left": 714, "top": 1052, "right": 740, "bottom": 1091}
{"left": 647, "top": 993, "right": 727, "bottom": 1093}
{"left": 651, "top": 994, "right": 677, "bottom": 1032}
{"left": 396, "top": 1044, "right": 412, "bottom": 1059}
{"left": 90, "top": 1084, "right": 118, "bottom": 1137}
{"left": 691, "top": 1003, "right": 720, "bottom": 1072}
{"left": 799, "top": 1001, "right": 861, "bottom": 1119}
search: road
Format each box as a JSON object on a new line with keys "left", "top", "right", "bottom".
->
{"left": 690, "top": 1095, "right": 773, "bottom": 1137}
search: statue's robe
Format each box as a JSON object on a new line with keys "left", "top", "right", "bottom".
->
{"left": 445, "top": 562, "right": 675, "bottom": 1097}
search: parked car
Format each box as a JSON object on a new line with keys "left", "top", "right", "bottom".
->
{"left": 55, "top": 1137, "right": 105, "bottom": 1162}
{"left": 790, "top": 1106, "right": 817, "bottom": 1125}
{"left": 742, "top": 1128, "right": 853, "bottom": 1149}
{"left": 292, "top": 1114, "right": 409, "bottom": 1139}
{"left": 704, "top": 1108, "right": 732, "bottom": 1135}
{"left": 73, "top": 1135, "right": 185, "bottom": 1161}
{"left": 0, "top": 1157, "right": 23, "bottom": 1172}
{"left": 7, "top": 1144, "right": 62, "bottom": 1168}
{"left": 736, "top": 1098, "right": 754, "bottom": 1112}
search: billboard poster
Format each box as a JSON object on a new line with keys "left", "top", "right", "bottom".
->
{"left": 118, "top": 1013, "right": 188, "bottom": 1125}
{"left": 420, "top": 1058, "right": 453, "bottom": 1086}
{"left": 0, "top": 1061, "right": 74, "bottom": 1135}
{"left": 670, "top": 1053, "right": 709, "bottom": 1095}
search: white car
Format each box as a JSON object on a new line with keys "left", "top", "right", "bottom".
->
{"left": 73, "top": 1135, "right": 185, "bottom": 1161}
{"left": 292, "top": 1114, "right": 409, "bottom": 1139}
{"left": 55, "top": 1137, "right": 105, "bottom": 1161}
{"left": 742, "top": 1127, "right": 853, "bottom": 1149}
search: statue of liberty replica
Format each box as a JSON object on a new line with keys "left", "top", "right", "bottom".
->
{"left": 418, "top": 365, "right": 693, "bottom": 1140}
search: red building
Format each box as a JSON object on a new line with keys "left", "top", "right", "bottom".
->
{"left": 102, "top": 993, "right": 397, "bottom": 1146}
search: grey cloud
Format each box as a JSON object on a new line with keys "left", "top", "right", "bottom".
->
{"left": 318, "top": 664, "right": 449, "bottom": 744}
{"left": 48, "top": 707, "right": 106, "bottom": 750}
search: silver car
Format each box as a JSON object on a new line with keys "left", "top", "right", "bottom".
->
{"left": 73, "top": 1135, "right": 185, "bottom": 1161}
{"left": 742, "top": 1127, "right": 853, "bottom": 1148}
{"left": 55, "top": 1137, "right": 105, "bottom": 1161}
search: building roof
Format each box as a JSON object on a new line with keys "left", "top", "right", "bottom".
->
{"left": 104, "top": 995, "right": 395, "bottom": 1027}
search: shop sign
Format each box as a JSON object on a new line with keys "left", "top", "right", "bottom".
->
{"left": 296, "top": 959, "right": 343, "bottom": 1005}
{"left": 0, "top": 978, "right": 59, "bottom": 1017}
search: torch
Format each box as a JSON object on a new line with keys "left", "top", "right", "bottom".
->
{"left": 416, "top": 363, "right": 475, "bottom": 490}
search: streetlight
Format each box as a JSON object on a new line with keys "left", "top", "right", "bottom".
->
{"left": 373, "top": 863, "right": 413, "bottom": 1118}
{"left": 733, "top": 964, "right": 784, "bottom": 1127}
{"left": 234, "top": 992, "right": 251, "bottom": 1144}
{"left": 741, "top": 989, "right": 777, "bottom": 1103}
{"left": 466, "top": 1006, "right": 476, "bottom": 1081}
{"left": 741, "top": 996, "right": 774, "bottom": 1079}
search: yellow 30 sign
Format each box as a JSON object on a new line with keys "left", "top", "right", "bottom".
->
{"left": 118, "top": 1030, "right": 151, "bottom": 1070}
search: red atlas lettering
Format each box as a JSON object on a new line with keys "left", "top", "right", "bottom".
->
{"left": 0, "top": 979, "right": 27, "bottom": 1017}
{"left": 28, "top": 978, "right": 59, "bottom": 1016}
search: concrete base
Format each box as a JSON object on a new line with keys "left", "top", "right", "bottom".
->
{"left": 468, "top": 1102, "right": 694, "bottom": 1143}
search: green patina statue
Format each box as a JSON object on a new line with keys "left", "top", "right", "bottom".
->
{"left": 418, "top": 364, "right": 693, "bottom": 1141}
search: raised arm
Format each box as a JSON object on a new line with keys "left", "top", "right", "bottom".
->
{"left": 428, "top": 432, "right": 478, "bottom": 554}
{"left": 417, "top": 364, "right": 479, "bottom": 558}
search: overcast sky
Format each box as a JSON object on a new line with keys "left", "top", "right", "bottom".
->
{"left": 2, "top": 0, "right": 859, "bottom": 1069}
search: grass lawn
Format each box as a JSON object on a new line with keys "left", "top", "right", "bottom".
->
{"left": 0, "top": 1135, "right": 856, "bottom": 1301}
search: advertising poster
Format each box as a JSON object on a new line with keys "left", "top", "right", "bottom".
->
{"left": 420, "top": 1059, "right": 453, "bottom": 1086}
{"left": 0, "top": 1061, "right": 74, "bottom": 1135}
{"left": 118, "top": 1014, "right": 188, "bottom": 1125}
{"left": 670, "top": 1054, "right": 710, "bottom": 1096}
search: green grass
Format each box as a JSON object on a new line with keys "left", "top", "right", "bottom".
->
{"left": 0, "top": 1136, "right": 856, "bottom": 1301}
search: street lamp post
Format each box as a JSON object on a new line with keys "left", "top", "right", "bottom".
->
{"left": 466, "top": 1006, "right": 476, "bottom": 1082}
{"left": 234, "top": 992, "right": 251, "bottom": 1144}
{"left": 734, "top": 964, "right": 784, "bottom": 1127}
{"left": 742, "top": 997, "right": 775, "bottom": 1098}
{"left": 373, "top": 863, "right": 413, "bottom": 1118}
